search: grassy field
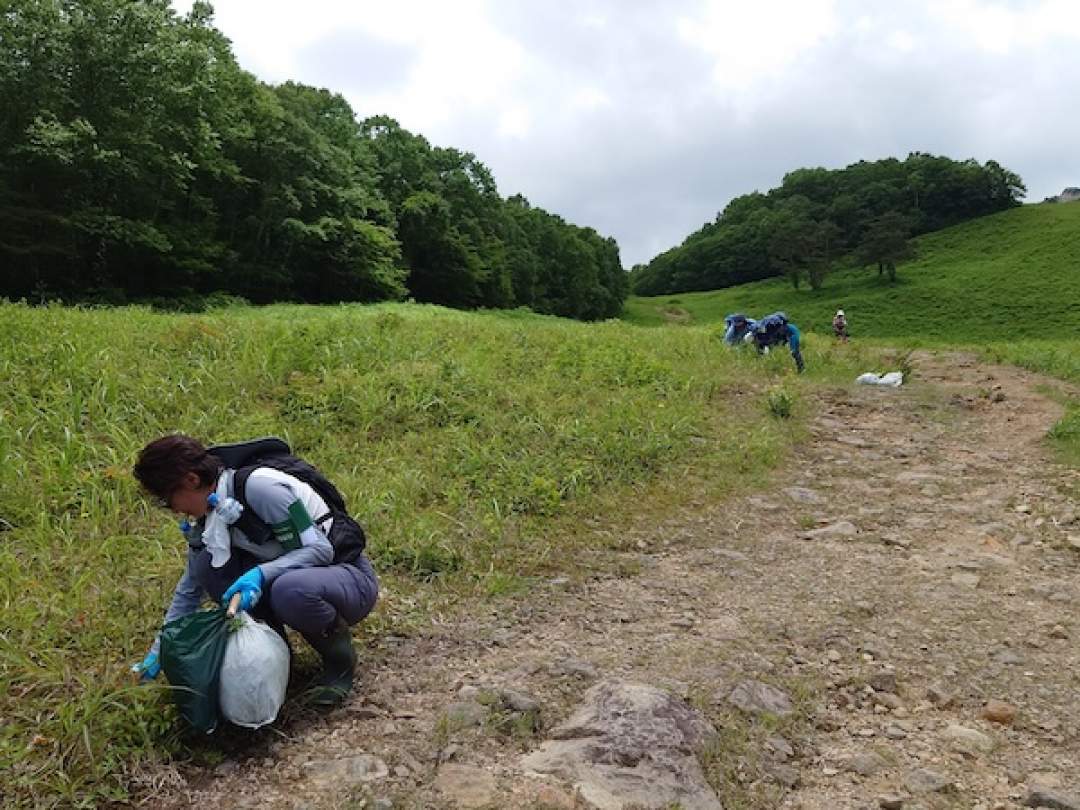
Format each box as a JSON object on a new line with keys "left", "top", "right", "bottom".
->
{"left": 0, "top": 300, "right": 893, "bottom": 807}
{"left": 623, "top": 201, "right": 1080, "bottom": 340}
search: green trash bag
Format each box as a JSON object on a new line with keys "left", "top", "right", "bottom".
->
{"left": 159, "top": 607, "right": 232, "bottom": 733}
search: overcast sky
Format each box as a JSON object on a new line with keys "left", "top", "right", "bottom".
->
{"left": 173, "top": 0, "right": 1080, "bottom": 267}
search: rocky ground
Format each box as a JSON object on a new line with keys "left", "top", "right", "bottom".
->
{"left": 150, "top": 352, "right": 1080, "bottom": 810}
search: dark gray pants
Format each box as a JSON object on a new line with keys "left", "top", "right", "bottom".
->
{"left": 193, "top": 550, "right": 379, "bottom": 637}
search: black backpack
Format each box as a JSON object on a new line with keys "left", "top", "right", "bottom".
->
{"left": 754, "top": 312, "right": 790, "bottom": 346}
{"left": 207, "top": 437, "right": 366, "bottom": 565}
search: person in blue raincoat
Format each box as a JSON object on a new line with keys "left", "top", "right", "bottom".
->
{"left": 723, "top": 313, "right": 756, "bottom": 345}
{"left": 745, "top": 312, "right": 805, "bottom": 373}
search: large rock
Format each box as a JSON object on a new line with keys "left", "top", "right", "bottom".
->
{"left": 520, "top": 680, "right": 722, "bottom": 810}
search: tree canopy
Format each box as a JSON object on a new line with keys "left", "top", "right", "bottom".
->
{"left": 0, "top": 0, "right": 627, "bottom": 319}
{"left": 630, "top": 153, "right": 1026, "bottom": 296}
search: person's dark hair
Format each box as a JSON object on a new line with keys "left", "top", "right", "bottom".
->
{"left": 133, "top": 434, "right": 222, "bottom": 498}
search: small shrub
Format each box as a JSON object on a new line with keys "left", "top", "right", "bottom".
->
{"left": 203, "top": 291, "right": 250, "bottom": 309}
{"left": 767, "top": 386, "right": 794, "bottom": 419}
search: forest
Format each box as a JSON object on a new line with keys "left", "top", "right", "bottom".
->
{"left": 0, "top": 0, "right": 628, "bottom": 320}
{"left": 630, "top": 152, "right": 1026, "bottom": 295}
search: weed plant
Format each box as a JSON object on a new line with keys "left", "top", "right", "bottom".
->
{"left": 0, "top": 300, "right": 882, "bottom": 806}
{"left": 766, "top": 387, "right": 795, "bottom": 419}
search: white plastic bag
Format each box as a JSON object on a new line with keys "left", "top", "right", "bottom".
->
{"left": 856, "top": 371, "right": 903, "bottom": 387}
{"left": 219, "top": 613, "right": 290, "bottom": 728}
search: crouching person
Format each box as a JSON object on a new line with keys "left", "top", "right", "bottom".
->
{"left": 132, "top": 434, "right": 378, "bottom": 706}
{"left": 745, "top": 311, "right": 806, "bottom": 373}
{"left": 722, "top": 313, "right": 757, "bottom": 346}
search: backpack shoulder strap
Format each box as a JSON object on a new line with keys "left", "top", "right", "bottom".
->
{"left": 230, "top": 465, "right": 273, "bottom": 543}
{"left": 207, "top": 437, "right": 291, "bottom": 469}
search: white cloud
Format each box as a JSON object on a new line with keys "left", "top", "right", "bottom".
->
{"left": 496, "top": 106, "right": 532, "bottom": 139}
{"left": 931, "top": 0, "right": 1080, "bottom": 53}
{"left": 676, "top": 0, "right": 838, "bottom": 93}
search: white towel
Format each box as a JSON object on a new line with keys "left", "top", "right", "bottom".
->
{"left": 203, "top": 470, "right": 244, "bottom": 568}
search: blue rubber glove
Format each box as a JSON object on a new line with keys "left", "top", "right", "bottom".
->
{"left": 222, "top": 566, "right": 264, "bottom": 612}
{"left": 132, "top": 650, "right": 161, "bottom": 681}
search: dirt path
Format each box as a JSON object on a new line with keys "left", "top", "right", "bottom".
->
{"left": 156, "top": 352, "right": 1080, "bottom": 810}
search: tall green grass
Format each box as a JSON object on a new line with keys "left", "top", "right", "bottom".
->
{"left": 0, "top": 301, "right": 885, "bottom": 806}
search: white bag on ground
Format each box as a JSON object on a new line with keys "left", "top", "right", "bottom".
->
{"left": 856, "top": 371, "right": 903, "bottom": 387}
{"left": 219, "top": 613, "right": 290, "bottom": 728}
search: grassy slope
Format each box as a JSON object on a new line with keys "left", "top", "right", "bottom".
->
{"left": 625, "top": 202, "right": 1080, "bottom": 461}
{"left": 623, "top": 202, "right": 1080, "bottom": 340}
{"left": 0, "top": 301, "right": 892, "bottom": 807}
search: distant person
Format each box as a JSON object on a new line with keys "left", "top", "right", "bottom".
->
{"left": 832, "top": 309, "right": 849, "bottom": 342}
{"left": 723, "top": 313, "right": 757, "bottom": 345}
{"left": 132, "top": 435, "right": 379, "bottom": 706}
{"left": 744, "top": 311, "right": 805, "bottom": 373}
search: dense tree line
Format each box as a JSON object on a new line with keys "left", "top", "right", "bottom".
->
{"left": 0, "top": 0, "right": 627, "bottom": 319}
{"left": 630, "top": 154, "right": 1026, "bottom": 295}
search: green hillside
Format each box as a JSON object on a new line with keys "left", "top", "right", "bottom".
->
{"left": 623, "top": 202, "right": 1080, "bottom": 342}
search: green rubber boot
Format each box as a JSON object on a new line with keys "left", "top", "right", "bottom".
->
{"left": 303, "top": 618, "right": 356, "bottom": 706}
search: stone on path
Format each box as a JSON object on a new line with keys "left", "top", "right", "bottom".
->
{"left": 459, "top": 683, "right": 541, "bottom": 714}
{"left": 443, "top": 700, "right": 488, "bottom": 730}
{"left": 549, "top": 658, "right": 599, "bottom": 680}
{"left": 896, "top": 471, "right": 944, "bottom": 484}
{"left": 784, "top": 487, "right": 824, "bottom": 504}
{"left": 882, "top": 533, "right": 914, "bottom": 549}
{"left": 868, "top": 670, "right": 898, "bottom": 693}
{"left": 943, "top": 724, "right": 995, "bottom": 755}
{"left": 982, "top": 699, "right": 1018, "bottom": 725}
{"left": 529, "top": 782, "right": 579, "bottom": 809}
{"left": 801, "top": 521, "right": 859, "bottom": 540}
{"left": 993, "top": 647, "right": 1025, "bottom": 666}
{"left": 767, "top": 762, "right": 800, "bottom": 788}
{"left": 521, "top": 680, "right": 722, "bottom": 810}
{"left": 905, "top": 768, "right": 952, "bottom": 794}
{"left": 951, "top": 571, "right": 981, "bottom": 588}
{"left": 305, "top": 754, "right": 389, "bottom": 790}
{"left": 434, "top": 764, "right": 498, "bottom": 809}
{"left": 848, "top": 751, "right": 888, "bottom": 776}
{"left": 1024, "top": 786, "right": 1080, "bottom": 810}
{"left": 727, "top": 680, "right": 794, "bottom": 716}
